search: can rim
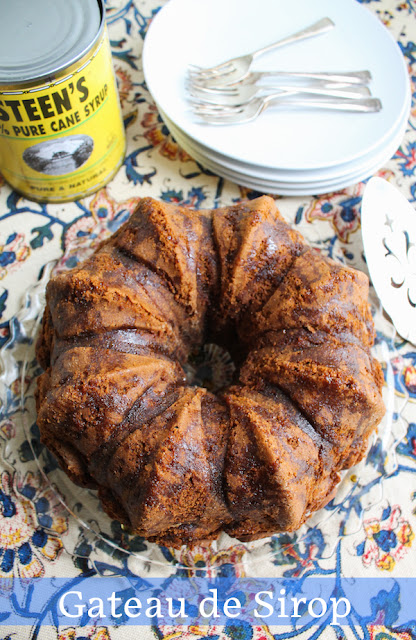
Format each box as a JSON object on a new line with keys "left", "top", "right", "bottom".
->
{"left": 0, "top": 0, "right": 105, "bottom": 88}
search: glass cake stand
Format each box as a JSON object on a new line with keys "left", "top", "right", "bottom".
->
{"left": 6, "top": 240, "right": 407, "bottom": 575}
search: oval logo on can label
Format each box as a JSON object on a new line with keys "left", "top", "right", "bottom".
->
{"left": 23, "top": 134, "right": 94, "bottom": 175}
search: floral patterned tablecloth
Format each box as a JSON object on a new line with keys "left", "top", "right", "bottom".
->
{"left": 1, "top": 0, "right": 416, "bottom": 638}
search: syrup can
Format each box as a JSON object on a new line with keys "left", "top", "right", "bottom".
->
{"left": 0, "top": 0, "right": 126, "bottom": 202}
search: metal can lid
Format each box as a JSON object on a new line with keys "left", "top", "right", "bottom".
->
{"left": 0, "top": 0, "right": 101, "bottom": 85}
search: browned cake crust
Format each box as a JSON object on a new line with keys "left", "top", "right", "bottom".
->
{"left": 35, "top": 195, "right": 385, "bottom": 548}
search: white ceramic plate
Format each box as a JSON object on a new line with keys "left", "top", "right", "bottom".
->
{"left": 169, "top": 136, "right": 402, "bottom": 195}
{"left": 161, "top": 105, "right": 409, "bottom": 191}
{"left": 143, "top": 0, "right": 409, "bottom": 171}
{"left": 167, "top": 138, "right": 399, "bottom": 196}
{"left": 163, "top": 108, "right": 408, "bottom": 195}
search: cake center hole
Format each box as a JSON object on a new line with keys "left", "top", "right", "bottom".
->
{"left": 185, "top": 343, "right": 236, "bottom": 393}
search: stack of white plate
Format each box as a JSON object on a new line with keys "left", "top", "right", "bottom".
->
{"left": 143, "top": 0, "right": 410, "bottom": 196}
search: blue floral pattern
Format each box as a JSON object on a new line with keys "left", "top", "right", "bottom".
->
{"left": 0, "top": 470, "right": 67, "bottom": 579}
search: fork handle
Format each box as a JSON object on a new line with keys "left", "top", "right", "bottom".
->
{"left": 263, "top": 94, "right": 382, "bottom": 112}
{"left": 251, "top": 17, "right": 335, "bottom": 59}
{"left": 250, "top": 69, "right": 372, "bottom": 85}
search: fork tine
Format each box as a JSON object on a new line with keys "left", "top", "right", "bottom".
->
{"left": 188, "top": 62, "right": 236, "bottom": 76}
{"left": 192, "top": 102, "right": 246, "bottom": 114}
{"left": 188, "top": 67, "right": 238, "bottom": 81}
{"left": 193, "top": 107, "right": 260, "bottom": 125}
{"left": 186, "top": 76, "right": 238, "bottom": 92}
{"left": 188, "top": 64, "right": 205, "bottom": 71}
{"left": 186, "top": 82, "right": 237, "bottom": 95}
{"left": 185, "top": 81, "right": 240, "bottom": 96}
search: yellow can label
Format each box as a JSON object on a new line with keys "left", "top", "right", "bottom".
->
{"left": 0, "top": 26, "right": 125, "bottom": 202}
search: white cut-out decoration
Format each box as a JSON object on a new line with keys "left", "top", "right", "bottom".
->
{"left": 361, "top": 177, "right": 416, "bottom": 345}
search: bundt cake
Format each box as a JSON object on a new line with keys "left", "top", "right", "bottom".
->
{"left": 35, "top": 195, "right": 385, "bottom": 548}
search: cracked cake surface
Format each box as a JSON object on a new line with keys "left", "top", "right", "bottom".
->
{"left": 35, "top": 195, "right": 385, "bottom": 548}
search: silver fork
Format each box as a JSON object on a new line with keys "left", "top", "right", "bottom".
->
{"left": 188, "top": 69, "right": 372, "bottom": 89}
{"left": 187, "top": 82, "right": 371, "bottom": 107}
{"left": 188, "top": 17, "right": 335, "bottom": 84}
{"left": 193, "top": 95, "right": 382, "bottom": 125}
